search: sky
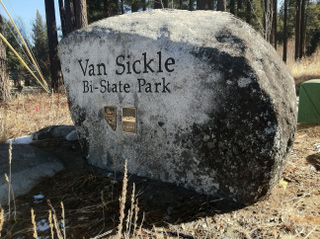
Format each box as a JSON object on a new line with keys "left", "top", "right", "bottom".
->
{"left": 0, "top": 0, "right": 60, "bottom": 40}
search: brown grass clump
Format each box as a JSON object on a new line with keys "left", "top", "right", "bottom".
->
{"left": 278, "top": 40, "right": 320, "bottom": 79}
{"left": 278, "top": 40, "right": 320, "bottom": 95}
{"left": 117, "top": 159, "right": 128, "bottom": 238}
{"left": 289, "top": 49, "right": 320, "bottom": 79}
{"left": 1, "top": 92, "right": 72, "bottom": 140}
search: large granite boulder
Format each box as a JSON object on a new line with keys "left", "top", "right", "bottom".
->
{"left": 58, "top": 10, "right": 296, "bottom": 204}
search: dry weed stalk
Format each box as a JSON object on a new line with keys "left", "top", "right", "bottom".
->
{"left": 0, "top": 105, "right": 6, "bottom": 143}
{"left": 125, "top": 183, "right": 135, "bottom": 237}
{"left": 5, "top": 141, "right": 16, "bottom": 222}
{"left": 0, "top": 207, "right": 4, "bottom": 237}
{"left": 4, "top": 173, "right": 10, "bottom": 216}
{"left": 48, "top": 209, "right": 54, "bottom": 239}
{"left": 133, "top": 199, "right": 139, "bottom": 235}
{"left": 4, "top": 173, "right": 16, "bottom": 222}
{"left": 139, "top": 212, "right": 145, "bottom": 237}
{"left": 7, "top": 141, "right": 11, "bottom": 215}
{"left": 117, "top": 159, "right": 128, "bottom": 238}
{"left": 50, "top": 89, "right": 54, "bottom": 123}
{"left": 94, "top": 173, "right": 143, "bottom": 239}
{"left": 47, "top": 200, "right": 64, "bottom": 239}
{"left": 61, "top": 202, "right": 66, "bottom": 239}
{"left": 31, "top": 208, "right": 38, "bottom": 239}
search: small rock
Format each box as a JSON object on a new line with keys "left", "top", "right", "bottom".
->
{"left": 33, "top": 125, "right": 75, "bottom": 140}
{"left": 66, "top": 130, "right": 78, "bottom": 141}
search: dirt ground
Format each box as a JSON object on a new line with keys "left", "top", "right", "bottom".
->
{"left": 1, "top": 124, "right": 320, "bottom": 238}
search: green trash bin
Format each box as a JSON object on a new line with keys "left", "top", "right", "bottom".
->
{"left": 298, "top": 79, "right": 320, "bottom": 124}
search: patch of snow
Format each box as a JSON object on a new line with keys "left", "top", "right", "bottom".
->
{"left": 6, "top": 135, "right": 33, "bottom": 144}
{"left": 33, "top": 194, "right": 45, "bottom": 204}
{"left": 33, "top": 194, "right": 45, "bottom": 200}
{"left": 37, "top": 219, "right": 50, "bottom": 231}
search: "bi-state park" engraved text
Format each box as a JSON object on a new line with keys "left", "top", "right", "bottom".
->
{"left": 79, "top": 51, "right": 175, "bottom": 94}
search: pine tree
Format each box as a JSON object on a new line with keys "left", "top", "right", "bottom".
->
{"left": 3, "top": 19, "right": 23, "bottom": 74}
{"left": 74, "top": 0, "right": 88, "bottom": 28}
{"left": 217, "top": 0, "right": 226, "bottom": 11}
{"left": 32, "top": 10, "right": 50, "bottom": 81}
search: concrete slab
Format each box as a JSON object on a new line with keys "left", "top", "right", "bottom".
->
{"left": 0, "top": 144, "right": 65, "bottom": 206}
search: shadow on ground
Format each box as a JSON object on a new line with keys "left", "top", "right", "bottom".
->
{"left": 306, "top": 153, "right": 320, "bottom": 171}
{"left": 2, "top": 137, "right": 245, "bottom": 238}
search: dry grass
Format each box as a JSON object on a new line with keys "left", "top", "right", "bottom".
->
{"left": 2, "top": 92, "right": 72, "bottom": 140}
{"left": 289, "top": 51, "right": 320, "bottom": 79}
{"left": 277, "top": 39, "right": 320, "bottom": 79}
{"left": 278, "top": 40, "right": 320, "bottom": 96}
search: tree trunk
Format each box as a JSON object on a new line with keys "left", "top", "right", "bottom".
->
{"left": 230, "top": 0, "right": 235, "bottom": 14}
{"left": 283, "top": 0, "right": 288, "bottom": 62}
{"left": 189, "top": 0, "right": 193, "bottom": 10}
{"left": 217, "top": 0, "right": 226, "bottom": 11}
{"left": 104, "top": 0, "right": 119, "bottom": 16}
{"left": 154, "top": 0, "right": 168, "bottom": 9}
{"left": 142, "top": 0, "right": 147, "bottom": 11}
{"left": 263, "top": 0, "right": 273, "bottom": 44}
{"left": 65, "top": 0, "right": 75, "bottom": 35}
{"left": 197, "top": 0, "right": 206, "bottom": 10}
{"left": 120, "top": 0, "right": 125, "bottom": 14}
{"left": 270, "top": 0, "right": 277, "bottom": 49}
{"left": 154, "top": 0, "right": 161, "bottom": 9}
{"left": 74, "top": 0, "right": 88, "bottom": 29}
{"left": 237, "top": 0, "right": 243, "bottom": 12}
{"left": 0, "top": 15, "right": 9, "bottom": 103}
{"left": 295, "top": 0, "right": 301, "bottom": 61}
{"left": 58, "top": 0, "right": 66, "bottom": 36}
{"left": 0, "top": 15, "right": 8, "bottom": 142}
{"left": 131, "top": 2, "right": 139, "bottom": 12}
{"left": 206, "top": 0, "right": 213, "bottom": 10}
{"left": 299, "top": 0, "right": 306, "bottom": 58}
{"left": 245, "top": 0, "right": 251, "bottom": 23}
{"left": 104, "top": 0, "right": 110, "bottom": 17}
{"left": 163, "top": 0, "right": 168, "bottom": 8}
{"left": 44, "top": 0, "right": 63, "bottom": 93}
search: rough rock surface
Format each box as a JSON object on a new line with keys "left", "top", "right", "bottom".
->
{"left": 58, "top": 10, "right": 296, "bottom": 204}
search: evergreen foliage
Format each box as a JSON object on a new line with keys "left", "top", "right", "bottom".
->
{"left": 32, "top": 10, "right": 50, "bottom": 81}
{"left": 3, "top": 19, "right": 24, "bottom": 73}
